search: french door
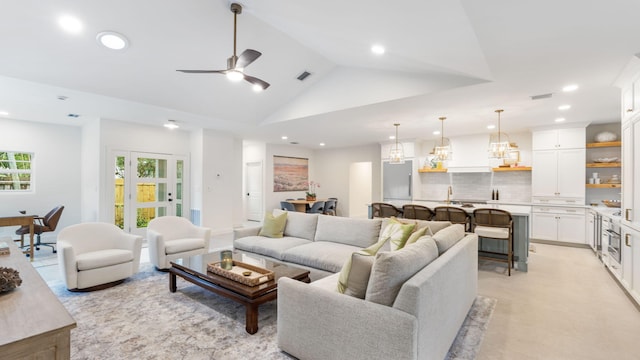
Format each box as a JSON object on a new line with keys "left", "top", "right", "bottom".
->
{"left": 114, "top": 151, "right": 187, "bottom": 235}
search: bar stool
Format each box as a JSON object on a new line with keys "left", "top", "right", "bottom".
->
{"left": 434, "top": 206, "right": 471, "bottom": 231}
{"left": 371, "top": 203, "right": 403, "bottom": 218}
{"left": 402, "top": 204, "right": 435, "bottom": 220}
{"left": 472, "top": 208, "right": 514, "bottom": 276}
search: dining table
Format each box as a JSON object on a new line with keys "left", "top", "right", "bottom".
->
{"left": 285, "top": 199, "right": 327, "bottom": 212}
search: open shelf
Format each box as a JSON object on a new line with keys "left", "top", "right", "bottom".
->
{"left": 586, "top": 141, "right": 621, "bottom": 148}
{"left": 586, "top": 162, "right": 621, "bottom": 168}
{"left": 585, "top": 183, "right": 621, "bottom": 188}
{"left": 418, "top": 168, "right": 447, "bottom": 173}
{"left": 491, "top": 166, "right": 532, "bottom": 172}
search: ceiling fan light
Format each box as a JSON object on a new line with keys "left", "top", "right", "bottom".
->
{"left": 227, "top": 70, "right": 244, "bottom": 82}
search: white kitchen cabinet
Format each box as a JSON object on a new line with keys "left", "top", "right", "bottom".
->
{"left": 621, "top": 225, "right": 633, "bottom": 290}
{"left": 532, "top": 128, "right": 585, "bottom": 150}
{"left": 532, "top": 148, "right": 585, "bottom": 199}
{"left": 627, "top": 226, "right": 640, "bottom": 304}
{"left": 621, "top": 73, "right": 640, "bottom": 123}
{"left": 532, "top": 206, "right": 586, "bottom": 244}
{"left": 621, "top": 118, "right": 640, "bottom": 231}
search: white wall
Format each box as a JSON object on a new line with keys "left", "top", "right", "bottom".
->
{"left": 81, "top": 118, "right": 101, "bottom": 222}
{"left": 199, "top": 129, "right": 243, "bottom": 233}
{"left": 315, "top": 144, "right": 381, "bottom": 217}
{"left": 0, "top": 119, "right": 81, "bottom": 241}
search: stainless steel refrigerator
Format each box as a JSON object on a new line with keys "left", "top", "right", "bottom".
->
{"left": 383, "top": 160, "right": 412, "bottom": 202}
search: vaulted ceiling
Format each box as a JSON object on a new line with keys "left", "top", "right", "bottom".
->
{"left": 1, "top": 0, "right": 639, "bottom": 148}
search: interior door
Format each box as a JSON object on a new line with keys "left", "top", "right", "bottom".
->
{"left": 245, "top": 161, "right": 263, "bottom": 222}
{"left": 126, "top": 152, "right": 187, "bottom": 235}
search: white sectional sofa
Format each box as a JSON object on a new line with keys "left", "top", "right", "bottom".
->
{"left": 233, "top": 210, "right": 478, "bottom": 360}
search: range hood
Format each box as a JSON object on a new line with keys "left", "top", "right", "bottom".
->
{"left": 446, "top": 166, "right": 491, "bottom": 173}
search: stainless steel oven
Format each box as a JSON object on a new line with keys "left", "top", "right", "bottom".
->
{"left": 607, "top": 223, "right": 621, "bottom": 268}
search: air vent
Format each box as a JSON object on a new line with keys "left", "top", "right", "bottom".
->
{"left": 296, "top": 71, "right": 311, "bottom": 81}
{"left": 531, "top": 93, "right": 553, "bottom": 100}
{"left": 290, "top": 141, "right": 299, "bottom": 145}
{"left": 67, "top": 113, "right": 80, "bottom": 118}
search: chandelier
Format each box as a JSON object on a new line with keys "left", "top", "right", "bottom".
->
{"left": 433, "top": 116, "right": 451, "bottom": 161}
{"left": 389, "top": 123, "right": 405, "bottom": 164}
{"left": 488, "top": 109, "right": 511, "bottom": 159}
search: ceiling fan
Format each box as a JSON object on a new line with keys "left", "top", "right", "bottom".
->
{"left": 177, "top": 2, "right": 270, "bottom": 91}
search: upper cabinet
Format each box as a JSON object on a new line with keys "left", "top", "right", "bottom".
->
{"left": 621, "top": 73, "right": 640, "bottom": 123}
{"left": 531, "top": 128, "right": 585, "bottom": 202}
{"left": 532, "top": 128, "right": 585, "bottom": 150}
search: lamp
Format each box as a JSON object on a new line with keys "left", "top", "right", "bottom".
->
{"left": 433, "top": 116, "right": 451, "bottom": 161}
{"left": 389, "top": 123, "right": 405, "bottom": 164}
{"left": 488, "top": 109, "right": 511, "bottom": 158}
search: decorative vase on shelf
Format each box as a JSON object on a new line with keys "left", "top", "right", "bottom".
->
{"left": 594, "top": 131, "right": 617, "bottom": 143}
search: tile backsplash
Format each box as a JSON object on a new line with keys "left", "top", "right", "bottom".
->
{"left": 417, "top": 171, "right": 532, "bottom": 203}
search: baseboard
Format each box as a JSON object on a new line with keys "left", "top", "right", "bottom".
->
{"left": 604, "top": 266, "right": 640, "bottom": 312}
{"left": 530, "top": 239, "right": 591, "bottom": 249}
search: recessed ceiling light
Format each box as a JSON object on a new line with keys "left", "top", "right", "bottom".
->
{"left": 58, "top": 15, "right": 83, "bottom": 34}
{"left": 558, "top": 104, "right": 571, "bottom": 110}
{"left": 96, "top": 31, "right": 129, "bottom": 50}
{"left": 487, "top": 124, "right": 496, "bottom": 130}
{"left": 252, "top": 84, "right": 264, "bottom": 92}
{"left": 555, "top": 117, "right": 566, "bottom": 122}
{"left": 389, "top": 135, "right": 396, "bottom": 140}
{"left": 319, "top": 143, "right": 325, "bottom": 147}
{"left": 433, "top": 130, "right": 441, "bottom": 135}
{"left": 281, "top": 136, "right": 288, "bottom": 140}
{"left": 0, "top": 111, "right": 9, "bottom": 116}
{"left": 562, "top": 84, "right": 579, "bottom": 92}
{"left": 371, "top": 44, "right": 385, "bottom": 55}
{"left": 164, "top": 120, "right": 179, "bottom": 129}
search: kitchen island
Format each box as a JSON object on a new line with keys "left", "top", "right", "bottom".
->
{"left": 374, "top": 201, "right": 531, "bottom": 272}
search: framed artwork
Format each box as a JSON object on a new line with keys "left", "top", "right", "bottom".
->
{"left": 273, "top": 156, "right": 308, "bottom": 192}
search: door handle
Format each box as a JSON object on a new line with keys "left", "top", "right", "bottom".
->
{"left": 625, "top": 209, "right": 632, "bottom": 221}
{"left": 626, "top": 234, "right": 631, "bottom": 247}
{"left": 168, "top": 199, "right": 173, "bottom": 202}
{"left": 247, "top": 193, "right": 250, "bottom": 196}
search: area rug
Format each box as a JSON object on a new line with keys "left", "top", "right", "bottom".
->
{"left": 48, "top": 264, "right": 496, "bottom": 360}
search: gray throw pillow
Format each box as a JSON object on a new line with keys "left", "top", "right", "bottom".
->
{"left": 432, "top": 224, "right": 465, "bottom": 255}
{"left": 365, "top": 237, "right": 439, "bottom": 306}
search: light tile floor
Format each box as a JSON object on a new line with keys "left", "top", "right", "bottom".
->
{"left": 32, "top": 234, "right": 640, "bottom": 359}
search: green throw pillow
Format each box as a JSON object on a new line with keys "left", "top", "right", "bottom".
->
{"left": 258, "top": 211, "right": 288, "bottom": 238}
{"left": 337, "top": 238, "right": 388, "bottom": 296}
{"left": 404, "top": 226, "right": 429, "bottom": 246}
{"left": 379, "top": 217, "right": 416, "bottom": 251}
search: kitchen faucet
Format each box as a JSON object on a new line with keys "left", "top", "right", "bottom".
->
{"left": 446, "top": 186, "right": 452, "bottom": 204}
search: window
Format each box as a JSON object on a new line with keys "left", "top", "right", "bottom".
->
{"left": 0, "top": 151, "right": 33, "bottom": 191}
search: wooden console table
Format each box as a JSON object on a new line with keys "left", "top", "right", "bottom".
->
{"left": 0, "top": 239, "right": 76, "bottom": 359}
{"left": 0, "top": 216, "right": 35, "bottom": 261}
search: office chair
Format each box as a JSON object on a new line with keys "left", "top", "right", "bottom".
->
{"left": 15, "top": 205, "right": 64, "bottom": 254}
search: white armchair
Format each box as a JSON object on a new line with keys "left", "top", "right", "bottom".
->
{"left": 146, "top": 216, "right": 211, "bottom": 270}
{"left": 57, "top": 222, "right": 143, "bottom": 291}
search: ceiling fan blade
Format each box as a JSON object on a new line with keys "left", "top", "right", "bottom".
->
{"left": 176, "top": 70, "right": 227, "bottom": 74}
{"left": 236, "top": 49, "right": 262, "bottom": 69}
{"left": 244, "top": 74, "right": 270, "bottom": 90}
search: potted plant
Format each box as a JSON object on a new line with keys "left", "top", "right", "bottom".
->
{"left": 306, "top": 181, "right": 319, "bottom": 201}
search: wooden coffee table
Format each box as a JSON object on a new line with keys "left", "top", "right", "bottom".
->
{"left": 168, "top": 250, "right": 310, "bottom": 334}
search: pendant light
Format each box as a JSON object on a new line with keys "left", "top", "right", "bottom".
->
{"left": 389, "top": 123, "right": 405, "bottom": 164}
{"left": 488, "top": 109, "right": 511, "bottom": 158}
{"left": 433, "top": 116, "right": 451, "bottom": 161}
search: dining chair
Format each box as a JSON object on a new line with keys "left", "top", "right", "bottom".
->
{"left": 281, "top": 201, "right": 297, "bottom": 212}
{"left": 306, "top": 201, "right": 325, "bottom": 214}
{"left": 323, "top": 200, "right": 337, "bottom": 215}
